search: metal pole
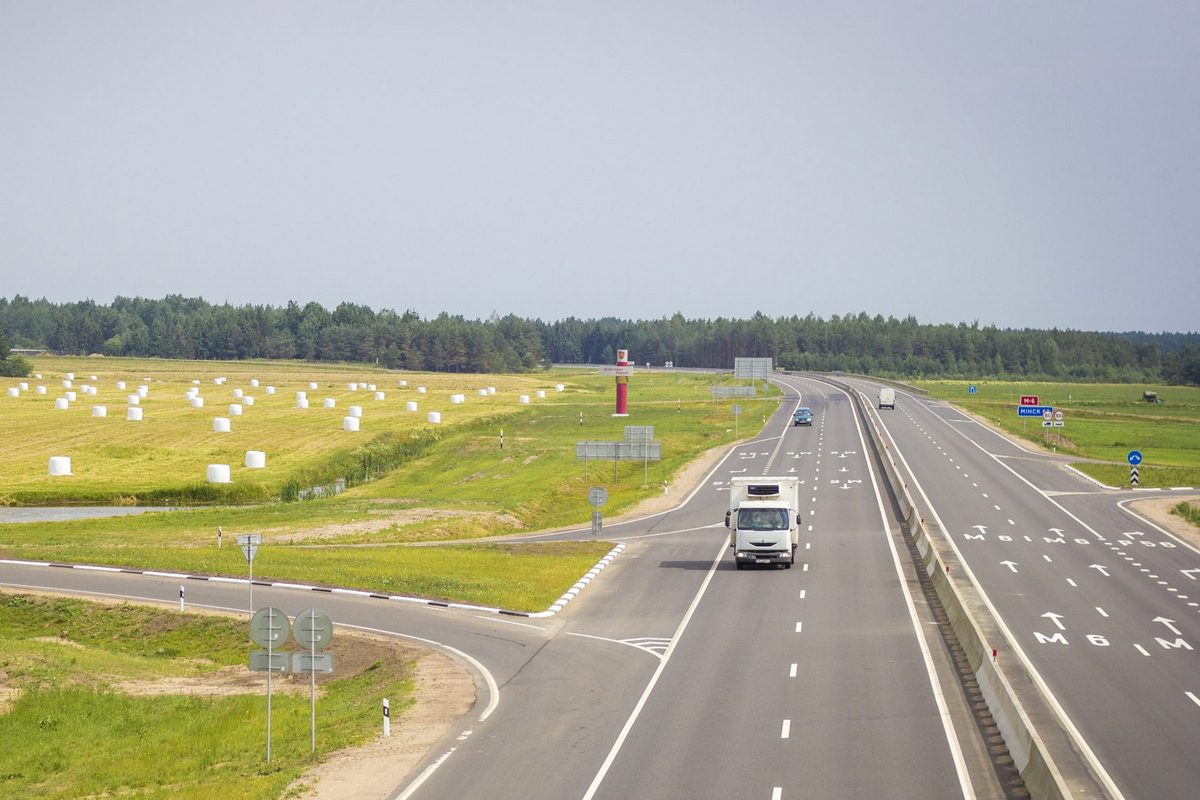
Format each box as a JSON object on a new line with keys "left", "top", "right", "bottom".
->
{"left": 266, "top": 609, "right": 273, "bottom": 763}
{"left": 310, "top": 609, "right": 316, "bottom": 753}
{"left": 248, "top": 554, "right": 253, "bottom": 621}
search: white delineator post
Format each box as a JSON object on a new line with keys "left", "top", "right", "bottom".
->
{"left": 383, "top": 698, "right": 391, "bottom": 737}
{"left": 179, "top": 585, "right": 185, "bottom": 611}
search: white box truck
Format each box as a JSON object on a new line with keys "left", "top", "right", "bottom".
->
{"left": 878, "top": 387, "right": 896, "bottom": 410}
{"left": 726, "top": 476, "right": 800, "bottom": 569}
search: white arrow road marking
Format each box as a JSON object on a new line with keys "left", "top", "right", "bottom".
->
{"left": 1182, "top": 569, "right": 1200, "bottom": 581}
{"left": 1001, "top": 560, "right": 1019, "bottom": 573}
{"left": 1042, "top": 612, "right": 1066, "bottom": 630}
{"left": 1154, "top": 617, "right": 1182, "bottom": 636}
{"left": 1187, "top": 692, "right": 1200, "bottom": 709}
{"left": 1089, "top": 565, "right": 1111, "bottom": 577}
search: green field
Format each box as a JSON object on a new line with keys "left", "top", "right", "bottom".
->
{"left": 913, "top": 380, "right": 1200, "bottom": 488}
{"left": 0, "top": 592, "right": 415, "bottom": 799}
{"left": 1, "top": 357, "right": 780, "bottom": 610}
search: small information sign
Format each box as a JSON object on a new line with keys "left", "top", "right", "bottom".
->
{"left": 291, "top": 652, "right": 335, "bottom": 674}
{"left": 1020, "top": 395, "right": 1040, "bottom": 406}
{"left": 249, "top": 650, "right": 289, "bottom": 672}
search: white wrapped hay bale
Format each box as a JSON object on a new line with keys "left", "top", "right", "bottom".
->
{"left": 250, "top": 379, "right": 260, "bottom": 388}
{"left": 213, "top": 417, "right": 231, "bottom": 432}
{"left": 65, "top": 372, "right": 75, "bottom": 381}
{"left": 65, "top": 391, "right": 77, "bottom": 401}
{"left": 323, "top": 397, "right": 336, "bottom": 409}
{"left": 19, "top": 382, "right": 28, "bottom": 390}
{"left": 518, "top": 395, "right": 530, "bottom": 404}
{"left": 137, "top": 385, "right": 149, "bottom": 398}
{"left": 348, "top": 405, "right": 363, "bottom": 418}
{"left": 89, "top": 375, "right": 97, "bottom": 381}
{"left": 92, "top": 405, "right": 107, "bottom": 417}
{"left": 192, "top": 379, "right": 201, "bottom": 385}
{"left": 374, "top": 391, "right": 385, "bottom": 401}
{"left": 309, "top": 381, "right": 319, "bottom": 390}
{"left": 477, "top": 389, "right": 488, "bottom": 396}
{"left": 228, "top": 404, "right": 243, "bottom": 416}
{"left": 244, "top": 450, "right": 266, "bottom": 469}
{"left": 127, "top": 395, "right": 140, "bottom": 405}
{"left": 34, "top": 373, "right": 42, "bottom": 379}
{"left": 417, "top": 386, "right": 426, "bottom": 394}
{"left": 185, "top": 388, "right": 199, "bottom": 400}
{"left": 116, "top": 381, "right": 127, "bottom": 390}
{"left": 243, "top": 396, "right": 254, "bottom": 406}
{"left": 427, "top": 411, "right": 442, "bottom": 424}
{"left": 265, "top": 385, "right": 276, "bottom": 395}
{"left": 232, "top": 388, "right": 243, "bottom": 399}
{"left": 213, "top": 377, "right": 224, "bottom": 385}
{"left": 48, "top": 456, "right": 72, "bottom": 476}
{"left": 367, "top": 383, "right": 376, "bottom": 391}
{"left": 487, "top": 386, "right": 496, "bottom": 395}
{"left": 536, "top": 390, "right": 546, "bottom": 399}
{"left": 450, "top": 394, "right": 464, "bottom": 404}
{"left": 398, "top": 380, "right": 407, "bottom": 387}
{"left": 190, "top": 397, "right": 205, "bottom": 408}
{"left": 296, "top": 397, "right": 309, "bottom": 409}
{"left": 348, "top": 382, "right": 358, "bottom": 391}
{"left": 55, "top": 398, "right": 70, "bottom": 410}
{"left": 6, "top": 387, "right": 17, "bottom": 397}
{"left": 556, "top": 384, "right": 565, "bottom": 392}
{"left": 405, "top": 401, "right": 418, "bottom": 412}
{"left": 85, "top": 386, "right": 98, "bottom": 395}
{"left": 206, "top": 464, "right": 231, "bottom": 483}
{"left": 126, "top": 407, "right": 143, "bottom": 421}
{"left": 36, "top": 386, "right": 47, "bottom": 395}
{"left": 342, "top": 416, "right": 360, "bottom": 432}
{"left": 62, "top": 379, "right": 72, "bottom": 388}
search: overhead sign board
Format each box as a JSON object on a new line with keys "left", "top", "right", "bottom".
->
{"left": 733, "top": 357, "right": 773, "bottom": 380}
{"left": 1020, "top": 395, "right": 1040, "bottom": 406}
{"left": 1017, "top": 405, "right": 1053, "bottom": 417}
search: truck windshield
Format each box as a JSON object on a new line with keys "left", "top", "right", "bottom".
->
{"left": 737, "top": 508, "right": 788, "bottom": 531}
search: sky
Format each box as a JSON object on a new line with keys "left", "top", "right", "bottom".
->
{"left": 1, "top": 2, "right": 1197, "bottom": 332}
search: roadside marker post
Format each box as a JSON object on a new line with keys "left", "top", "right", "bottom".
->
{"left": 179, "top": 585, "right": 184, "bottom": 612}
{"left": 383, "top": 698, "right": 391, "bottom": 737}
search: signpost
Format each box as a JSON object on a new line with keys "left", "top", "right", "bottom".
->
{"left": 249, "top": 607, "right": 290, "bottom": 763}
{"left": 237, "top": 533, "right": 263, "bottom": 620}
{"left": 968, "top": 385, "right": 977, "bottom": 395}
{"left": 1128, "top": 450, "right": 1143, "bottom": 487}
{"left": 733, "top": 403, "right": 742, "bottom": 437}
{"left": 294, "top": 608, "right": 334, "bottom": 753}
{"left": 588, "top": 487, "right": 607, "bottom": 539}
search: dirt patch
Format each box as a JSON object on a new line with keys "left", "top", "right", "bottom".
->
{"left": 1127, "top": 495, "right": 1200, "bottom": 550}
{"left": 522, "top": 454, "right": 539, "bottom": 466}
{"left": 608, "top": 442, "right": 735, "bottom": 521}
{"left": 270, "top": 508, "right": 520, "bottom": 543}
{"left": 289, "top": 644, "right": 473, "bottom": 800}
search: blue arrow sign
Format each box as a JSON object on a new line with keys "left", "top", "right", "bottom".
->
{"left": 1127, "top": 450, "right": 1143, "bottom": 466}
{"left": 968, "top": 385, "right": 977, "bottom": 394}
{"left": 1017, "top": 405, "right": 1053, "bottom": 417}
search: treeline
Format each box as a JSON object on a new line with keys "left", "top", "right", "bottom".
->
{"left": 1, "top": 296, "right": 1197, "bottom": 384}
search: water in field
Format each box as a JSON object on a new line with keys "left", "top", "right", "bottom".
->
{"left": 0, "top": 506, "right": 180, "bottom": 523}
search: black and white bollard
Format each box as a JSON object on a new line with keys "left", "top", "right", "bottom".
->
{"left": 383, "top": 698, "right": 391, "bottom": 737}
{"left": 179, "top": 585, "right": 185, "bottom": 611}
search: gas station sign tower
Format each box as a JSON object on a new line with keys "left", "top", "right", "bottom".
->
{"left": 614, "top": 349, "right": 630, "bottom": 417}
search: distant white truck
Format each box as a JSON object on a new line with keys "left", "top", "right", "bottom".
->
{"left": 878, "top": 387, "right": 896, "bottom": 410}
{"left": 726, "top": 476, "right": 800, "bottom": 569}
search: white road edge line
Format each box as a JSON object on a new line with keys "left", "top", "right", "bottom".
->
{"left": 829, "top": 377, "right": 976, "bottom": 799}
{"left": 579, "top": 540, "right": 727, "bottom": 800}
{"left": 880, "top": 384, "right": 1127, "bottom": 800}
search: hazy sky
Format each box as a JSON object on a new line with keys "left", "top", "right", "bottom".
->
{"left": 2, "top": 3, "right": 1197, "bottom": 331}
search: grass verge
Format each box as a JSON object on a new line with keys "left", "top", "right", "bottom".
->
{"left": 0, "top": 592, "right": 415, "bottom": 800}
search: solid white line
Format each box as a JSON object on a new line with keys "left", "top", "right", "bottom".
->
{"left": 1067, "top": 579, "right": 1077, "bottom": 587}
{"left": 393, "top": 746, "right": 457, "bottom": 800}
{"left": 892, "top": 398, "right": 1127, "bottom": 799}
{"left": 795, "top": 621, "right": 803, "bottom": 633}
{"left": 790, "top": 663, "right": 797, "bottom": 678}
{"left": 781, "top": 719, "right": 791, "bottom": 738}
{"left": 580, "top": 541, "right": 727, "bottom": 800}
{"left": 1186, "top": 691, "right": 1200, "bottom": 708}
{"left": 474, "top": 615, "right": 544, "bottom": 630}
{"left": 1135, "top": 644, "right": 1151, "bottom": 657}
{"left": 771, "top": 788, "right": 783, "bottom": 800}
{"left": 1097, "top": 607, "right": 1108, "bottom": 618}
{"left": 799, "top": 589, "right": 806, "bottom": 599}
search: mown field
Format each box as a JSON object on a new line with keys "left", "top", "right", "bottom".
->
{"left": 912, "top": 380, "right": 1200, "bottom": 489}
{"left": 0, "top": 592, "right": 415, "bottom": 800}
{"left": 1, "top": 357, "right": 779, "bottom": 610}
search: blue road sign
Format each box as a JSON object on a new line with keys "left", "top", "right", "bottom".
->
{"left": 1127, "top": 450, "right": 1143, "bottom": 466}
{"left": 968, "top": 385, "right": 977, "bottom": 394}
{"left": 1017, "top": 405, "right": 1053, "bottom": 417}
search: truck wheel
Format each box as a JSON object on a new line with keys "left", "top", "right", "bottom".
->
{"left": 784, "top": 562, "right": 792, "bottom": 569}
{"left": 735, "top": 561, "right": 745, "bottom": 570}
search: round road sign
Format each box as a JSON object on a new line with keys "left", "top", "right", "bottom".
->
{"left": 1127, "top": 450, "right": 1143, "bottom": 466}
{"left": 293, "top": 608, "right": 334, "bottom": 650}
{"left": 249, "top": 607, "right": 290, "bottom": 648}
{"left": 1042, "top": 409, "right": 1053, "bottom": 421}
{"left": 588, "top": 487, "right": 608, "bottom": 508}
{"left": 1054, "top": 410, "right": 1064, "bottom": 421}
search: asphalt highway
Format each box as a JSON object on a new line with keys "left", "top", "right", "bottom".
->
{"left": 843, "top": 378, "right": 1200, "bottom": 800}
{"left": 2, "top": 375, "right": 1014, "bottom": 799}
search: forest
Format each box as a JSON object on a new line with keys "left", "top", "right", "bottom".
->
{"left": 1, "top": 295, "right": 1197, "bottom": 384}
